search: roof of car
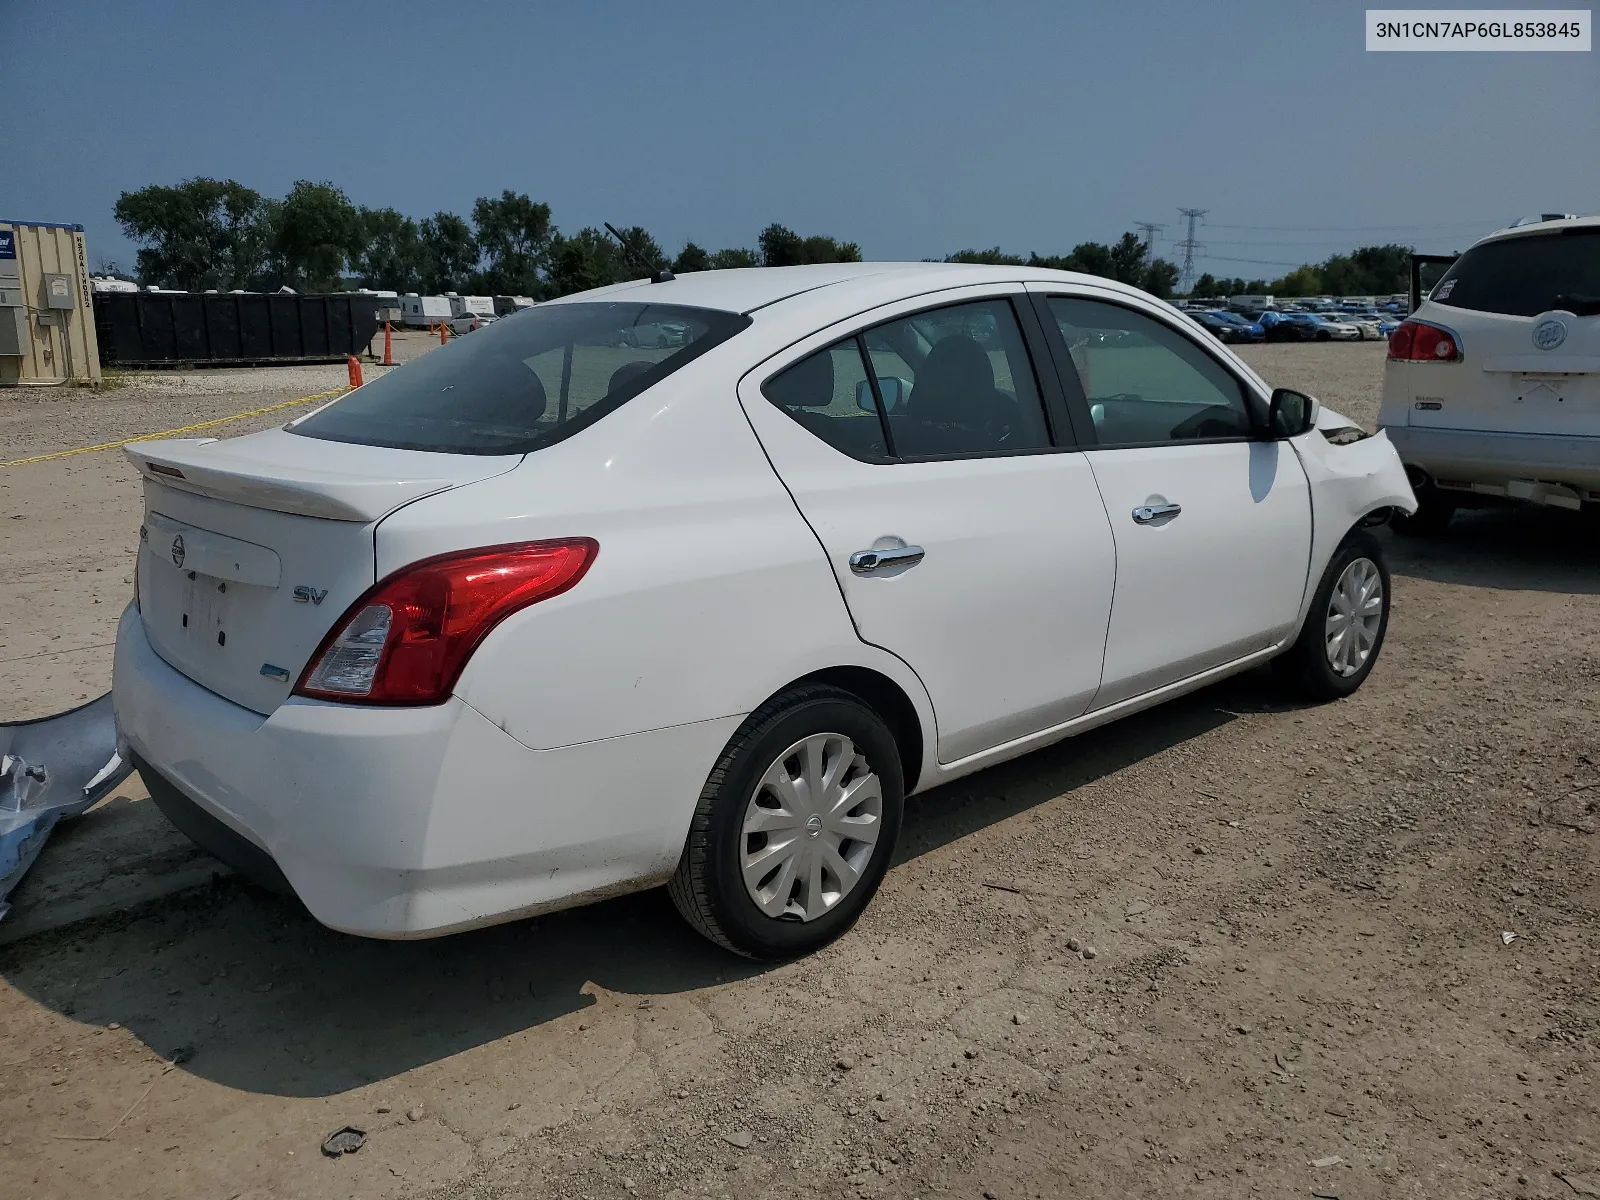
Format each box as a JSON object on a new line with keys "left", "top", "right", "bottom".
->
{"left": 1474, "top": 213, "right": 1600, "bottom": 246}
{"left": 544, "top": 262, "right": 1160, "bottom": 316}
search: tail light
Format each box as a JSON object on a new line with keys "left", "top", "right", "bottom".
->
{"left": 1388, "top": 320, "right": 1461, "bottom": 362}
{"left": 295, "top": 538, "right": 598, "bottom": 705}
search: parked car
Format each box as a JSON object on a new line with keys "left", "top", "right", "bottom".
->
{"left": 1191, "top": 311, "right": 1263, "bottom": 344}
{"left": 448, "top": 311, "right": 498, "bottom": 335}
{"left": 1378, "top": 215, "right": 1600, "bottom": 533}
{"left": 1242, "top": 310, "right": 1318, "bottom": 342}
{"left": 114, "top": 264, "right": 1414, "bottom": 960}
{"left": 1339, "top": 314, "right": 1386, "bottom": 340}
{"left": 1281, "top": 313, "right": 1362, "bottom": 341}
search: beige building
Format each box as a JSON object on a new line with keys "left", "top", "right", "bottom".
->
{"left": 0, "top": 220, "right": 102, "bottom": 385}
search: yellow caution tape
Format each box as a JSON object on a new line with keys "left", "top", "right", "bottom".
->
{"left": 0, "top": 386, "right": 351, "bottom": 469}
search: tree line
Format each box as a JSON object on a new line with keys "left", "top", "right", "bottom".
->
{"left": 1190, "top": 244, "right": 1415, "bottom": 299}
{"left": 111, "top": 178, "right": 863, "bottom": 297}
{"left": 110, "top": 177, "right": 1415, "bottom": 301}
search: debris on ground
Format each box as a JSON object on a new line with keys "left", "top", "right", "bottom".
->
{"left": 1, "top": 694, "right": 133, "bottom": 920}
{"left": 1312, "top": 1154, "right": 1344, "bottom": 1168}
{"left": 721, "top": 1129, "right": 753, "bottom": 1149}
{"left": 1501, "top": 931, "right": 1519, "bottom": 946}
{"left": 321, "top": 1126, "right": 366, "bottom": 1157}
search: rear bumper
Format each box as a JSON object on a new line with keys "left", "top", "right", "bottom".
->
{"left": 1383, "top": 425, "right": 1600, "bottom": 493}
{"left": 112, "top": 606, "right": 739, "bottom": 938}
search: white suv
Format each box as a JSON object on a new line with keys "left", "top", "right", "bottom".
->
{"left": 1378, "top": 215, "right": 1600, "bottom": 533}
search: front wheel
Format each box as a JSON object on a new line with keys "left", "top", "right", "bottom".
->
{"left": 1274, "top": 530, "right": 1391, "bottom": 701}
{"left": 669, "top": 684, "right": 905, "bottom": 960}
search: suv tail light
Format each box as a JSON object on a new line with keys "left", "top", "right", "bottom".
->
{"left": 296, "top": 538, "right": 598, "bottom": 705}
{"left": 1388, "top": 320, "right": 1461, "bottom": 362}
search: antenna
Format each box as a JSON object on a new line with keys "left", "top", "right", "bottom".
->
{"left": 1176, "top": 208, "right": 1208, "bottom": 294}
{"left": 604, "top": 223, "right": 674, "bottom": 283}
{"left": 1133, "top": 222, "right": 1164, "bottom": 269}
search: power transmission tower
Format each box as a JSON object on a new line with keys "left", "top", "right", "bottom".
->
{"left": 1176, "top": 208, "right": 1207, "bottom": 293}
{"left": 1134, "top": 222, "right": 1164, "bottom": 268}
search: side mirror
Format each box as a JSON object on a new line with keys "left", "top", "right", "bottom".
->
{"left": 855, "top": 376, "right": 909, "bottom": 413}
{"left": 1267, "top": 387, "right": 1319, "bottom": 438}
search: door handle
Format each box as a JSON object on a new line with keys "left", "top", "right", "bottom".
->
{"left": 1132, "top": 502, "right": 1182, "bottom": 524}
{"left": 849, "top": 545, "right": 925, "bottom": 574}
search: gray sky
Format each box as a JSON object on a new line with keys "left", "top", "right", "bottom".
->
{"left": 3, "top": 0, "right": 1594, "bottom": 275}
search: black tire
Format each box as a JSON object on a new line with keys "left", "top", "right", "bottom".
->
{"left": 1390, "top": 487, "right": 1456, "bottom": 536}
{"left": 669, "top": 684, "right": 905, "bottom": 960}
{"left": 1274, "top": 529, "right": 1391, "bottom": 701}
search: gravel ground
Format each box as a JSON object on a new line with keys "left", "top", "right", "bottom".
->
{"left": 2, "top": 339, "right": 1597, "bottom": 1200}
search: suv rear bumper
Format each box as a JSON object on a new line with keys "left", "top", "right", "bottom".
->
{"left": 1383, "top": 425, "right": 1600, "bottom": 494}
{"left": 113, "top": 605, "right": 738, "bottom": 938}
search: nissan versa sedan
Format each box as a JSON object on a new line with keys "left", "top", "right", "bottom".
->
{"left": 113, "top": 263, "right": 1415, "bottom": 960}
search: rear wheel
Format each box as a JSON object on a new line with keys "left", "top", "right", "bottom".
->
{"left": 1275, "top": 530, "right": 1390, "bottom": 701}
{"left": 669, "top": 684, "right": 905, "bottom": 960}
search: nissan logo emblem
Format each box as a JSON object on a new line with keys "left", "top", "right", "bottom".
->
{"left": 1532, "top": 318, "right": 1568, "bottom": 351}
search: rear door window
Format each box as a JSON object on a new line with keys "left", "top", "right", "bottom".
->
{"left": 292, "top": 302, "right": 750, "bottom": 454}
{"left": 1431, "top": 228, "right": 1600, "bottom": 317}
{"left": 762, "top": 297, "right": 1054, "bottom": 461}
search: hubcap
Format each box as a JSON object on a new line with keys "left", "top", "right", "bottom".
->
{"left": 1325, "top": 557, "right": 1383, "bottom": 677}
{"left": 740, "top": 733, "right": 883, "bottom": 922}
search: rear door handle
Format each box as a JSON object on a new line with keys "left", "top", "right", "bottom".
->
{"left": 849, "top": 545, "right": 925, "bottom": 574}
{"left": 1132, "top": 502, "right": 1181, "bottom": 524}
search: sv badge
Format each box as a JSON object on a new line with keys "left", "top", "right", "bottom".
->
{"left": 292, "top": 586, "right": 328, "bottom": 605}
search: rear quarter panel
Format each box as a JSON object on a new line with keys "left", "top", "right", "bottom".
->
{"left": 374, "top": 346, "right": 937, "bottom": 758}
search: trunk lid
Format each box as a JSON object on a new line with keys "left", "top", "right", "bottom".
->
{"left": 1411, "top": 224, "right": 1600, "bottom": 436}
{"left": 129, "top": 430, "right": 520, "bottom": 714}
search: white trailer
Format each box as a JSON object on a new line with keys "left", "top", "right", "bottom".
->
{"left": 399, "top": 294, "right": 452, "bottom": 327}
{"left": 449, "top": 295, "right": 495, "bottom": 318}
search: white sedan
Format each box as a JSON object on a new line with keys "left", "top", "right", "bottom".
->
{"left": 113, "top": 264, "right": 1415, "bottom": 959}
{"left": 448, "top": 311, "right": 497, "bottom": 335}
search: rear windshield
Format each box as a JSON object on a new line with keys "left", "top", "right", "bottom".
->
{"left": 291, "top": 301, "right": 750, "bottom": 454}
{"left": 1431, "top": 228, "right": 1600, "bottom": 318}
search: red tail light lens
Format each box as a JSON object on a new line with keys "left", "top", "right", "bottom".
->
{"left": 295, "top": 538, "right": 598, "bottom": 705}
{"left": 1387, "top": 320, "right": 1461, "bottom": 362}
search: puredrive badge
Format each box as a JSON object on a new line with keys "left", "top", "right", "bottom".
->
{"left": 1533, "top": 317, "right": 1568, "bottom": 350}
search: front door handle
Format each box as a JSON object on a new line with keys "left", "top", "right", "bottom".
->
{"left": 1132, "top": 502, "right": 1182, "bottom": 524}
{"left": 849, "top": 545, "right": 925, "bottom": 574}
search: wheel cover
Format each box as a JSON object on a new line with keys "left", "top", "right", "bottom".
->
{"left": 739, "top": 733, "right": 883, "bottom": 922}
{"left": 1325, "top": 556, "right": 1383, "bottom": 677}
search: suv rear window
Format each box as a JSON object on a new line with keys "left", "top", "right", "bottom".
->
{"left": 291, "top": 301, "right": 750, "bottom": 454}
{"left": 1431, "top": 228, "right": 1600, "bottom": 318}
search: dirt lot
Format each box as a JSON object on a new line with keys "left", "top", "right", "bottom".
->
{"left": 2, "top": 340, "right": 1597, "bottom": 1200}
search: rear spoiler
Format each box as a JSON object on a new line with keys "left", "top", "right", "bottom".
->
{"left": 126, "top": 439, "right": 454, "bottom": 523}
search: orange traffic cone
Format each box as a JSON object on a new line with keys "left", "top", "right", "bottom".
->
{"left": 347, "top": 355, "right": 364, "bottom": 388}
{"left": 440, "top": 322, "right": 449, "bottom": 345}
{"left": 382, "top": 322, "right": 393, "bottom": 366}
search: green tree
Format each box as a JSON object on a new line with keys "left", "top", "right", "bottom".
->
{"left": 470, "top": 191, "right": 553, "bottom": 294}
{"left": 674, "top": 242, "right": 711, "bottom": 273}
{"left": 1272, "top": 265, "right": 1324, "bottom": 296}
{"left": 1191, "top": 272, "right": 1219, "bottom": 297}
{"left": 352, "top": 207, "right": 425, "bottom": 291}
{"left": 1107, "top": 232, "right": 1148, "bottom": 284}
{"left": 945, "top": 247, "right": 1025, "bottom": 265}
{"left": 608, "top": 225, "right": 669, "bottom": 277}
{"left": 113, "top": 177, "right": 273, "bottom": 290}
{"left": 419, "top": 212, "right": 479, "bottom": 293}
{"left": 1141, "top": 258, "right": 1181, "bottom": 299}
{"left": 708, "top": 247, "right": 760, "bottom": 269}
{"left": 758, "top": 224, "right": 861, "bottom": 266}
{"left": 546, "top": 227, "right": 627, "bottom": 296}
{"left": 275, "top": 180, "right": 359, "bottom": 291}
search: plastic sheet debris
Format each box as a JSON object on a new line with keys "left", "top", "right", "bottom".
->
{"left": 1501, "top": 931, "right": 1519, "bottom": 946}
{"left": 1, "top": 694, "right": 133, "bottom": 921}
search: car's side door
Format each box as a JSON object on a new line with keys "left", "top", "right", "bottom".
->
{"left": 1027, "top": 287, "right": 1313, "bottom": 708}
{"left": 738, "top": 286, "right": 1117, "bottom": 765}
